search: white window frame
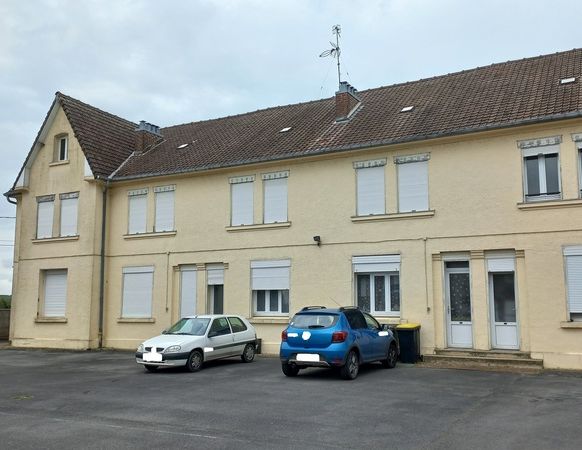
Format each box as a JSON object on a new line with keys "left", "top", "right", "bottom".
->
{"left": 36, "top": 195, "right": 55, "bottom": 239}
{"left": 353, "top": 255, "right": 401, "bottom": 316}
{"left": 574, "top": 138, "right": 582, "bottom": 197}
{"left": 59, "top": 192, "right": 79, "bottom": 237}
{"left": 42, "top": 269, "right": 68, "bottom": 317}
{"left": 121, "top": 266, "right": 154, "bottom": 318}
{"left": 395, "top": 154, "right": 430, "bottom": 213}
{"left": 355, "top": 272, "right": 400, "bottom": 316}
{"left": 262, "top": 171, "right": 289, "bottom": 224}
{"left": 354, "top": 159, "right": 386, "bottom": 216}
{"left": 251, "top": 259, "right": 290, "bottom": 316}
{"left": 56, "top": 135, "right": 68, "bottom": 161}
{"left": 253, "top": 289, "right": 289, "bottom": 315}
{"left": 518, "top": 137, "right": 562, "bottom": 202}
{"left": 154, "top": 185, "right": 175, "bottom": 232}
{"left": 230, "top": 176, "right": 255, "bottom": 226}
{"left": 127, "top": 189, "right": 148, "bottom": 234}
{"left": 564, "top": 246, "right": 582, "bottom": 321}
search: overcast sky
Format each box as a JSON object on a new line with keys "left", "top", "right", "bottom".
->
{"left": 1, "top": 0, "right": 581, "bottom": 295}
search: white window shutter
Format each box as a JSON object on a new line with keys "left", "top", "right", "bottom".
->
{"left": 566, "top": 255, "right": 582, "bottom": 313}
{"left": 155, "top": 190, "right": 174, "bottom": 232}
{"left": 207, "top": 264, "right": 225, "bottom": 285}
{"left": 37, "top": 201, "right": 54, "bottom": 238}
{"left": 60, "top": 198, "right": 78, "bottom": 237}
{"left": 398, "top": 161, "right": 428, "bottom": 212}
{"left": 357, "top": 167, "right": 385, "bottom": 215}
{"left": 251, "top": 260, "right": 290, "bottom": 290}
{"left": 44, "top": 270, "right": 67, "bottom": 317}
{"left": 122, "top": 267, "right": 154, "bottom": 318}
{"left": 264, "top": 178, "right": 288, "bottom": 223}
{"left": 231, "top": 182, "right": 254, "bottom": 226}
{"left": 180, "top": 267, "right": 197, "bottom": 317}
{"left": 352, "top": 255, "right": 401, "bottom": 273}
{"left": 487, "top": 257, "right": 515, "bottom": 272}
{"left": 128, "top": 194, "right": 147, "bottom": 234}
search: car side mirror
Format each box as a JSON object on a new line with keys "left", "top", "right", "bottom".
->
{"left": 162, "top": 328, "right": 168, "bottom": 335}
{"left": 381, "top": 324, "right": 390, "bottom": 331}
{"left": 208, "top": 331, "right": 218, "bottom": 338}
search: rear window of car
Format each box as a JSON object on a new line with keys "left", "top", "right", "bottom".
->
{"left": 228, "top": 317, "right": 247, "bottom": 333}
{"left": 290, "top": 314, "right": 339, "bottom": 329}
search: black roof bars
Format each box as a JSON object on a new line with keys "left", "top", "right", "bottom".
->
{"left": 300, "top": 306, "right": 327, "bottom": 311}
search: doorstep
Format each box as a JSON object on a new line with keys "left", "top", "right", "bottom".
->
{"left": 420, "top": 348, "right": 543, "bottom": 373}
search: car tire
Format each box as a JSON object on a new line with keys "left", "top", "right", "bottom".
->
{"left": 144, "top": 365, "right": 158, "bottom": 373}
{"left": 186, "top": 350, "right": 203, "bottom": 372}
{"left": 241, "top": 343, "right": 256, "bottom": 363}
{"left": 381, "top": 343, "right": 398, "bottom": 369}
{"left": 281, "top": 362, "right": 299, "bottom": 377}
{"left": 340, "top": 350, "right": 359, "bottom": 380}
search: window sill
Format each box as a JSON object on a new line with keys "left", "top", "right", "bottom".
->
{"left": 351, "top": 210, "right": 435, "bottom": 223}
{"left": 250, "top": 317, "right": 289, "bottom": 325}
{"left": 517, "top": 199, "right": 582, "bottom": 210}
{"left": 32, "top": 235, "right": 79, "bottom": 244}
{"left": 123, "top": 231, "right": 177, "bottom": 240}
{"left": 560, "top": 321, "right": 582, "bottom": 329}
{"left": 226, "top": 222, "right": 291, "bottom": 232}
{"left": 117, "top": 318, "right": 156, "bottom": 323}
{"left": 35, "top": 317, "right": 67, "bottom": 323}
{"left": 49, "top": 160, "right": 70, "bottom": 167}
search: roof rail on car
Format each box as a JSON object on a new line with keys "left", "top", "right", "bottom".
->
{"left": 300, "top": 306, "right": 327, "bottom": 311}
{"left": 339, "top": 306, "right": 361, "bottom": 311}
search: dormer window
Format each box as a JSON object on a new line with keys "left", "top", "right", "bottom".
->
{"left": 55, "top": 135, "right": 68, "bottom": 161}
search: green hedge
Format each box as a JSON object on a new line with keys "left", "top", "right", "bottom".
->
{"left": 0, "top": 295, "right": 11, "bottom": 309}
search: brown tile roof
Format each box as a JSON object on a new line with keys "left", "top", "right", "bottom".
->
{"left": 114, "top": 48, "right": 582, "bottom": 179}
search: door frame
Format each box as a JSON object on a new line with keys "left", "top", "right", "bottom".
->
{"left": 488, "top": 271, "right": 520, "bottom": 350}
{"left": 444, "top": 259, "right": 473, "bottom": 348}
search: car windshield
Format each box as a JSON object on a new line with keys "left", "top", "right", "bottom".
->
{"left": 166, "top": 318, "right": 210, "bottom": 336}
{"left": 290, "top": 314, "right": 338, "bottom": 329}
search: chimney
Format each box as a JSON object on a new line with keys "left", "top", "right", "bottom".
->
{"left": 335, "top": 81, "right": 361, "bottom": 122}
{"left": 135, "top": 120, "right": 163, "bottom": 153}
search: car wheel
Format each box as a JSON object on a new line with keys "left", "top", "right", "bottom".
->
{"left": 340, "top": 350, "right": 359, "bottom": 380}
{"left": 186, "top": 350, "right": 203, "bottom": 372}
{"left": 281, "top": 362, "right": 299, "bottom": 377}
{"left": 381, "top": 343, "right": 398, "bottom": 369}
{"left": 144, "top": 365, "right": 158, "bottom": 373}
{"left": 241, "top": 343, "right": 256, "bottom": 363}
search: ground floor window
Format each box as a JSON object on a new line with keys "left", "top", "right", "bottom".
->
{"left": 564, "top": 246, "right": 582, "bottom": 321}
{"left": 352, "top": 255, "right": 401, "bottom": 316}
{"left": 251, "top": 259, "right": 290, "bottom": 316}
{"left": 121, "top": 266, "right": 154, "bottom": 318}
{"left": 42, "top": 269, "right": 68, "bottom": 317}
{"left": 207, "top": 264, "right": 224, "bottom": 314}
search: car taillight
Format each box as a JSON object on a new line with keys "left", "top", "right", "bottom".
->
{"left": 332, "top": 331, "right": 348, "bottom": 343}
{"left": 281, "top": 330, "right": 288, "bottom": 341}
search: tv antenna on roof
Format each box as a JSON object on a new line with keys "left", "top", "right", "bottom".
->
{"left": 319, "top": 24, "right": 342, "bottom": 87}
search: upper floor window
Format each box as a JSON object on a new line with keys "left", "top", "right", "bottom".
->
{"left": 54, "top": 135, "right": 68, "bottom": 161}
{"left": 575, "top": 138, "right": 582, "bottom": 196}
{"left": 36, "top": 195, "right": 55, "bottom": 239}
{"left": 128, "top": 188, "right": 148, "bottom": 234}
{"left": 230, "top": 176, "right": 254, "bottom": 226}
{"left": 154, "top": 185, "right": 175, "bottom": 232}
{"left": 564, "top": 246, "right": 582, "bottom": 322}
{"left": 263, "top": 171, "right": 289, "bottom": 223}
{"left": 395, "top": 154, "right": 430, "bottom": 212}
{"left": 518, "top": 136, "right": 561, "bottom": 202}
{"left": 354, "top": 159, "right": 386, "bottom": 216}
{"left": 59, "top": 192, "right": 79, "bottom": 237}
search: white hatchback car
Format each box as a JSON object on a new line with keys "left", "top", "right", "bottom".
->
{"left": 135, "top": 315, "right": 257, "bottom": 372}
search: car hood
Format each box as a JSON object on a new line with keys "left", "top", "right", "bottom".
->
{"left": 141, "top": 334, "right": 203, "bottom": 348}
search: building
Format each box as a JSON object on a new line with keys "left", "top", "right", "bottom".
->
{"left": 5, "top": 49, "right": 582, "bottom": 369}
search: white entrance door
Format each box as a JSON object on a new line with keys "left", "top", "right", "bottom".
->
{"left": 489, "top": 272, "right": 519, "bottom": 349}
{"left": 445, "top": 261, "right": 473, "bottom": 348}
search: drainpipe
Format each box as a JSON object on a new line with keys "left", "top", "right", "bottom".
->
{"left": 98, "top": 178, "right": 109, "bottom": 348}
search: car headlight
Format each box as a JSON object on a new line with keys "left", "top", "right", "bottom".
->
{"left": 164, "top": 345, "right": 181, "bottom": 353}
{"left": 137, "top": 344, "right": 144, "bottom": 353}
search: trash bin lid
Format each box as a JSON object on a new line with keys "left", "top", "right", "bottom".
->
{"left": 395, "top": 323, "right": 421, "bottom": 330}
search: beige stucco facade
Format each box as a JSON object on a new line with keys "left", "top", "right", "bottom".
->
{"left": 8, "top": 105, "right": 582, "bottom": 369}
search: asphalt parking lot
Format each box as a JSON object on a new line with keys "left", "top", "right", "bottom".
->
{"left": 0, "top": 349, "right": 581, "bottom": 449}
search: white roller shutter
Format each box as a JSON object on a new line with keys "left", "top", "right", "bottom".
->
{"left": 487, "top": 257, "right": 515, "bottom": 272}
{"left": 352, "top": 255, "right": 400, "bottom": 273}
{"left": 231, "top": 182, "right": 254, "bottom": 226}
{"left": 128, "top": 194, "right": 147, "bottom": 234}
{"left": 564, "top": 248, "right": 582, "bottom": 313}
{"left": 60, "top": 197, "right": 78, "bottom": 237}
{"left": 264, "top": 177, "right": 288, "bottom": 223}
{"left": 180, "top": 266, "right": 197, "bottom": 317}
{"left": 37, "top": 200, "right": 54, "bottom": 239}
{"left": 122, "top": 266, "right": 154, "bottom": 318}
{"left": 398, "top": 161, "right": 428, "bottom": 212}
{"left": 155, "top": 189, "right": 175, "bottom": 232}
{"left": 44, "top": 270, "right": 67, "bottom": 317}
{"left": 251, "top": 260, "right": 290, "bottom": 290}
{"left": 356, "top": 166, "right": 385, "bottom": 215}
{"left": 207, "top": 264, "right": 224, "bottom": 285}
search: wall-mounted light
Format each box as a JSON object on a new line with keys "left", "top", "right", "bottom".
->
{"left": 313, "top": 235, "right": 321, "bottom": 246}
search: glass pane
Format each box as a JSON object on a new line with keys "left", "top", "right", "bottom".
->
{"left": 356, "top": 275, "right": 370, "bottom": 312}
{"left": 213, "top": 285, "right": 223, "bottom": 314}
{"left": 281, "top": 290, "right": 289, "bottom": 313}
{"left": 269, "top": 290, "right": 278, "bottom": 312}
{"left": 445, "top": 261, "right": 469, "bottom": 269}
{"left": 544, "top": 154, "right": 559, "bottom": 194}
{"left": 492, "top": 273, "right": 516, "bottom": 322}
{"left": 525, "top": 156, "right": 540, "bottom": 196}
{"left": 374, "top": 276, "right": 386, "bottom": 312}
{"left": 449, "top": 273, "right": 471, "bottom": 321}
{"left": 256, "top": 290, "right": 265, "bottom": 311}
{"left": 390, "top": 276, "right": 400, "bottom": 312}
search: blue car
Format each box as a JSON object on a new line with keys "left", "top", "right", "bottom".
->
{"left": 280, "top": 306, "right": 399, "bottom": 380}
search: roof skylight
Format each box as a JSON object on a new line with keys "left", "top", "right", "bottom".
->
{"left": 560, "top": 77, "right": 576, "bottom": 84}
{"left": 279, "top": 127, "right": 292, "bottom": 133}
{"left": 400, "top": 106, "right": 414, "bottom": 112}
{"left": 177, "top": 143, "right": 189, "bottom": 149}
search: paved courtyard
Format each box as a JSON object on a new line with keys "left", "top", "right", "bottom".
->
{"left": 0, "top": 349, "right": 581, "bottom": 449}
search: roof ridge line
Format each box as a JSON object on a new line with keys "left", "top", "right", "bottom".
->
{"left": 56, "top": 91, "right": 138, "bottom": 128}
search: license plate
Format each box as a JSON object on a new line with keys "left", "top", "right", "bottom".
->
{"left": 296, "top": 353, "right": 319, "bottom": 362}
{"left": 143, "top": 352, "right": 162, "bottom": 362}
